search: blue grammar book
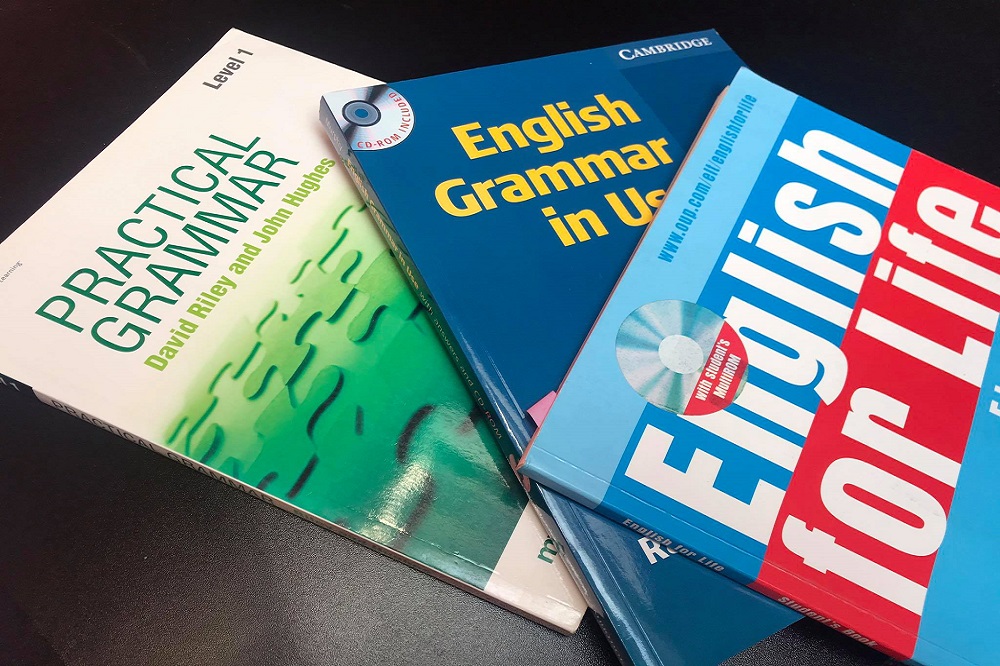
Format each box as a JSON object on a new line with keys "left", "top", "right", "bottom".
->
{"left": 320, "top": 32, "right": 800, "bottom": 665}
{"left": 522, "top": 68, "right": 1000, "bottom": 666}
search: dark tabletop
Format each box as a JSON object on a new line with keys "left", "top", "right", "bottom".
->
{"left": 1, "top": 2, "right": 997, "bottom": 665}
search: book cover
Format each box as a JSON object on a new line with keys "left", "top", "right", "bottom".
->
{"left": 319, "top": 33, "right": 803, "bottom": 665}
{"left": 318, "top": 30, "right": 743, "bottom": 454}
{"left": 0, "top": 28, "right": 587, "bottom": 635}
{"left": 522, "top": 67, "right": 1000, "bottom": 664}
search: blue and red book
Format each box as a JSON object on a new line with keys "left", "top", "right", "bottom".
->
{"left": 522, "top": 67, "right": 1000, "bottom": 666}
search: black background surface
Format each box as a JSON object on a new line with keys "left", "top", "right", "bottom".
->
{"left": 0, "top": 2, "right": 997, "bottom": 665}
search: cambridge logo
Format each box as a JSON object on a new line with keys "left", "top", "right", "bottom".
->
{"left": 328, "top": 84, "right": 414, "bottom": 151}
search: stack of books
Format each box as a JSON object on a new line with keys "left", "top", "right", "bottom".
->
{"left": 1, "top": 27, "right": 995, "bottom": 666}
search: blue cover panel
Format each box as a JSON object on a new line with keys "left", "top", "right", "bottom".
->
{"left": 325, "top": 32, "right": 744, "bottom": 450}
{"left": 321, "top": 37, "right": 800, "bottom": 665}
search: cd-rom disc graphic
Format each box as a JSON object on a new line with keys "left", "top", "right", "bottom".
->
{"left": 615, "top": 300, "right": 749, "bottom": 415}
{"left": 325, "top": 84, "right": 414, "bottom": 150}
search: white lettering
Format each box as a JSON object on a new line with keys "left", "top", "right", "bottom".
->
{"left": 820, "top": 458, "right": 947, "bottom": 556}
{"left": 624, "top": 424, "right": 783, "bottom": 543}
{"left": 781, "top": 517, "right": 927, "bottom": 615}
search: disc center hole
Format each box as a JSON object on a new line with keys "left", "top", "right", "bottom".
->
{"left": 657, "top": 335, "right": 704, "bottom": 374}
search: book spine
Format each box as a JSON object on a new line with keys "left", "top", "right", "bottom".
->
{"left": 319, "top": 103, "right": 522, "bottom": 458}
{"left": 591, "top": 610, "right": 637, "bottom": 666}
{"left": 526, "top": 488, "right": 603, "bottom": 611}
{"left": 535, "top": 492, "right": 641, "bottom": 666}
{"left": 519, "top": 462, "right": 657, "bottom": 666}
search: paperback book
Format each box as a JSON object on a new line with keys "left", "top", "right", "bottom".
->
{"left": 319, "top": 30, "right": 743, "bottom": 453}
{"left": 0, "top": 29, "right": 587, "bottom": 634}
{"left": 522, "top": 67, "right": 1000, "bottom": 665}
{"left": 319, "top": 32, "right": 801, "bottom": 665}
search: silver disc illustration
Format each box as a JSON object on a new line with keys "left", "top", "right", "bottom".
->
{"left": 616, "top": 300, "right": 746, "bottom": 415}
{"left": 326, "top": 85, "right": 414, "bottom": 150}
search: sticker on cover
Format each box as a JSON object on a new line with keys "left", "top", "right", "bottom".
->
{"left": 615, "top": 300, "right": 748, "bottom": 415}
{"left": 327, "top": 84, "right": 414, "bottom": 151}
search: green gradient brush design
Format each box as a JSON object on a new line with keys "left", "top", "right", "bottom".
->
{"left": 166, "top": 199, "right": 524, "bottom": 588}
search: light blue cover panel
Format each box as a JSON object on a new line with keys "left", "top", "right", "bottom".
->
{"left": 524, "top": 66, "right": 1000, "bottom": 665}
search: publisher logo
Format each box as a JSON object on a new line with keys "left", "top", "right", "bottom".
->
{"left": 327, "top": 85, "right": 414, "bottom": 151}
{"left": 618, "top": 37, "right": 713, "bottom": 61}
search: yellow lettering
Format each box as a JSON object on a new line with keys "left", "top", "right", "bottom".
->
{"left": 522, "top": 116, "right": 564, "bottom": 153}
{"left": 578, "top": 105, "right": 611, "bottom": 132}
{"left": 488, "top": 123, "right": 529, "bottom": 153}
{"left": 452, "top": 122, "right": 498, "bottom": 159}
{"left": 495, "top": 174, "right": 535, "bottom": 203}
{"left": 435, "top": 178, "right": 483, "bottom": 217}
{"left": 595, "top": 94, "right": 641, "bottom": 126}
{"left": 574, "top": 150, "right": 631, "bottom": 182}
{"left": 621, "top": 143, "right": 660, "bottom": 170}
{"left": 526, "top": 162, "right": 585, "bottom": 196}
{"left": 647, "top": 137, "right": 673, "bottom": 165}
{"left": 471, "top": 180, "right": 499, "bottom": 211}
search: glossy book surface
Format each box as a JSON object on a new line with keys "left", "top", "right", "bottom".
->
{"left": 524, "top": 68, "right": 1000, "bottom": 664}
